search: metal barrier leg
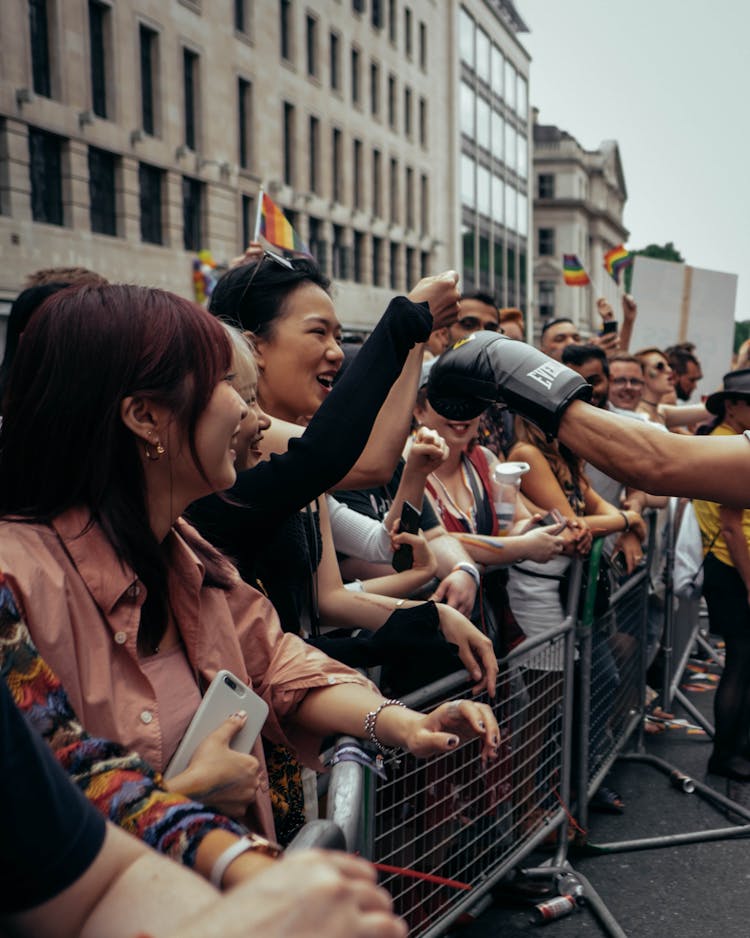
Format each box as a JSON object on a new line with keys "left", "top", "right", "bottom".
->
{"left": 580, "top": 752, "right": 750, "bottom": 856}
{"left": 672, "top": 687, "right": 715, "bottom": 737}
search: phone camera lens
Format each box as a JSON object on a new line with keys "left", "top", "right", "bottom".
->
{"left": 224, "top": 676, "right": 237, "bottom": 690}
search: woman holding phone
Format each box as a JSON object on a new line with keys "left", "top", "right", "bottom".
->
{"left": 0, "top": 284, "right": 498, "bottom": 853}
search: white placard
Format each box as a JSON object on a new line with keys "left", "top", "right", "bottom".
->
{"left": 629, "top": 256, "right": 738, "bottom": 399}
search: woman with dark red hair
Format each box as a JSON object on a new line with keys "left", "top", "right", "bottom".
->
{"left": 0, "top": 284, "right": 498, "bottom": 878}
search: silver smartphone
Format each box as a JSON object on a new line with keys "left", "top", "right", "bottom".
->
{"left": 163, "top": 669, "right": 269, "bottom": 780}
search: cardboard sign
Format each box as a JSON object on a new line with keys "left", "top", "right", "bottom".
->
{"left": 629, "top": 256, "right": 738, "bottom": 399}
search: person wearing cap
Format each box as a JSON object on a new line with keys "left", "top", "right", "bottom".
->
{"left": 692, "top": 370, "right": 750, "bottom": 780}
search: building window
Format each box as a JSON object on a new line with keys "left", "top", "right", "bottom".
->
{"left": 389, "top": 157, "right": 398, "bottom": 224}
{"left": 538, "top": 173, "right": 555, "bottom": 199}
{"left": 421, "top": 250, "right": 430, "bottom": 278}
{"left": 387, "top": 74, "right": 396, "bottom": 129}
{"left": 352, "top": 0, "right": 365, "bottom": 11}
{"left": 389, "top": 241, "right": 400, "bottom": 289}
{"left": 476, "top": 27, "right": 490, "bottom": 84}
{"left": 539, "top": 281, "right": 555, "bottom": 318}
{"left": 330, "top": 32, "right": 340, "bottom": 90}
{"left": 538, "top": 227, "right": 555, "bottom": 256}
{"left": 351, "top": 47, "right": 360, "bottom": 104}
{"left": 372, "top": 0, "right": 383, "bottom": 29}
{"left": 462, "top": 226, "right": 475, "bottom": 288}
{"left": 404, "top": 7, "right": 412, "bottom": 58}
{"left": 504, "top": 60, "right": 516, "bottom": 110}
{"left": 235, "top": 0, "right": 247, "bottom": 33}
{"left": 88, "top": 2, "right": 108, "bottom": 118}
{"left": 139, "top": 162, "right": 163, "bottom": 244}
{"left": 29, "top": 0, "right": 52, "bottom": 98}
{"left": 280, "top": 0, "right": 292, "bottom": 61}
{"left": 88, "top": 146, "right": 117, "bottom": 235}
{"left": 353, "top": 231, "right": 364, "bottom": 283}
{"left": 309, "top": 216, "right": 327, "bottom": 271}
{"left": 306, "top": 15, "right": 317, "bottom": 76}
{"left": 403, "top": 87, "right": 412, "bottom": 137}
{"left": 332, "top": 128, "right": 342, "bottom": 202}
{"left": 238, "top": 78, "right": 251, "bottom": 169}
{"left": 372, "top": 149, "right": 382, "bottom": 217}
{"left": 241, "top": 193, "right": 253, "bottom": 250}
{"left": 405, "top": 166, "right": 414, "bottom": 229}
{"left": 353, "top": 139, "right": 362, "bottom": 210}
{"left": 282, "top": 102, "right": 295, "bottom": 185}
{"left": 332, "top": 224, "right": 347, "bottom": 279}
{"left": 182, "top": 176, "right": 202, "bottom": 250}
{"left": 388, "top": 0, "right": 397, "bottom": 43}
{"left": 419, "top": 97, "right": 427, "bottom": 147}
{"left": 459, "top": 7, "right": 474, "bottom": 68}
{"left": 406, "top": 246, "right": 416, "bottom": 287}
{"left": 372, "top": 235, "right": 383, "bottom": 285}
{"left": 309, "top": 116, "right": 320, "bottom": 193}
{"left": 28, "top": 127, "right": 62, "bottom": 225}
{"left": 460, "top": 153, "right": 475, "bottom": 209}
{"left": 370, "top": 61, "right": 380, "bottom": 115}
{"left": 183, "top": 48, "right": 199, "bottom": 150}
{"left": 460, "top": 81, "right": 475, "bottom": 138}
{"left": 419, "top": 21, "right": 427, "bottom": 70}
{"left": 420, "top": 173, "right": 428, "bottom": 235}
{"left": 139, "top": 25, "right": 158, "bottom": 136}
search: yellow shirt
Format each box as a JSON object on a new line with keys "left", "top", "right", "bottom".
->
{"left": 692, "top": 423, "right": 750, "bottom": 567}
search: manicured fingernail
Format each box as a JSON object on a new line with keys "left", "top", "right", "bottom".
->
{"left": 231, "top": 711, "right": 247, "bottom": 721}
{"left": 447, "top": 736, "right": 459, "bottom": 747}
{"left": 478, "top": 721, "right": 486, "bottom": 731}
{"left": 493, "top": 735, "right": 499, "bottom": 746}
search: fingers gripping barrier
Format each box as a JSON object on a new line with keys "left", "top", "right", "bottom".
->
{"left": 327, "top": 611, "right": 578, "bottom": 937}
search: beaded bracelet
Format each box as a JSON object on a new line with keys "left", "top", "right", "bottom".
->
{"left": 364, "top": 698, "right": 406, "bottom": 756}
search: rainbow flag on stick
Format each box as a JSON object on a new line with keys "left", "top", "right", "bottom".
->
{"left": 562, "top": 254, "right": 590, "bottom": 286}
{"left": 254, "top": 190, "right": 311, "bottom": 256}
{"left": 603, "top": 244, "right": 633, "bottom": 284}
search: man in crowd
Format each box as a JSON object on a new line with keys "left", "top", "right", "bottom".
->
{"left": 607, "top": 354, "right": 648, "bottom": 415}
{"left": 561, "top": 344, "right": 610, "bottom": 409}
{"left": 448, "top": 291, "right": 501, "bottom": 344}
{"left": 666, "top": 343, "right": 703, "bottom": 402}
{"left": 539, "top": 318, "right": 582, "bottom": 361}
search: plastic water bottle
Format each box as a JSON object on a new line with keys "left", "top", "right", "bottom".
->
{"left": 491, "top": 461, "right": 530, "bottom": 533}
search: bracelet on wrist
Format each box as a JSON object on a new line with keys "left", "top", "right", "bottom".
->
{"left": 451, "top": 561, "right": 481, "bottom": 587}
{"left": 619, "top": 510, "right": 631, "bottom": 533}
{"left": 364, "top": 698, "right": 406, "bottom": 756}
{"left": 210, "top": 834, "right": 282, "bottom": 888}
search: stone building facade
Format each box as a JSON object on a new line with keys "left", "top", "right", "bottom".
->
{"left": 0, "top": 0, "right": 531, "bottom": 334}
{"left": 532, "top": 111, "right": 628, "bottom": 337}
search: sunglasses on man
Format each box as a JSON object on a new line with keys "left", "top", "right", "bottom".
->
{"left": 456, "top": 316, "right": 500, "bottom": 333}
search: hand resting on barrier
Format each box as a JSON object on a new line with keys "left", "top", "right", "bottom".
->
{"left": 377, "top": 697, "right": 500, "bottom": 765}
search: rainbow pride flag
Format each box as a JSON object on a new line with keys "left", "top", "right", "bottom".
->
{"left": 562, "top": 254, "right": 590, "bottom": 286}
{"left": 603, "top": 244, "right": 633, "bottom": 284}
{"left": 257, "top": 191, "right": 310, "bottom": 255}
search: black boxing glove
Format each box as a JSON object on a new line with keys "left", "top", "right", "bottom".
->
{"left": 427, "top": 331, "right": 591, "bottom": 437}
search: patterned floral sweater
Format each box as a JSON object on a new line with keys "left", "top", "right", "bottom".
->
{"left": 0, "top": 573, "right": 245, "bottom": 867}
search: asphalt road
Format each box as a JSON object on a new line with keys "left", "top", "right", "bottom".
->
{"left": 457, "top": 656, "right": 750, "bottom": 938}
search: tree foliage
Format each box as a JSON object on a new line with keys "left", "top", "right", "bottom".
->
{"left": 625, "top": 242, "right": 685, "bottom": 292}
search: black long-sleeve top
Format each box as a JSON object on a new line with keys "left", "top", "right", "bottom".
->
{"left": 187, "top": 296, "right": 432, "bottom": 628}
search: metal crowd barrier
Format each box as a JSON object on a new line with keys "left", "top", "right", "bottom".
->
{"left": 574, "top": 527, "right": 653, "bottom": 835}
{"left": 327, "top": 570, "right": 580, "bottom": 938}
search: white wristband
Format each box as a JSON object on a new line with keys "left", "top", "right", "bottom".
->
{"left": 210, "top": 836, "right": 256, "bottom": 887}
{"left": 451, "top": 562, "right": 481, "bottom": 587}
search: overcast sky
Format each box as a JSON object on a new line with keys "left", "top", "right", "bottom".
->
{"left": 517, "top": 0, "right": 749, "bottom": 319}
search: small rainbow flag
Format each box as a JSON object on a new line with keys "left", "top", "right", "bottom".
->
{"left": 603, "top": 244, "right": 633, "bottom": 284}
{"left": 562, "top": 254, "right": 590, "bottom": 286}
{"left": 256, "top": 191, "right": 310, "bottom": 256}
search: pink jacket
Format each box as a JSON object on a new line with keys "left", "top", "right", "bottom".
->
{"left": 0, "top": 508, "right": 372, "bottom": 838}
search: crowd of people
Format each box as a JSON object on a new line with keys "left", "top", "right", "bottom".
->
{"left": 0, "top": 254, "right": 746, "bottom": 937}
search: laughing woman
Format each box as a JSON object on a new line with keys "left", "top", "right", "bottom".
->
{"left": 0, "top": 285, "right": 498, "bottom": 856}
{"left": 195, "top": 257, "right": 498, "bottom": 695}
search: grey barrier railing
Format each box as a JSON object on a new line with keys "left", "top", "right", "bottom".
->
{"left": 325, "top": 518, "right": 750, "bottom": 937}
